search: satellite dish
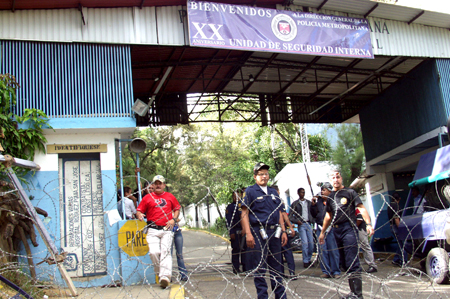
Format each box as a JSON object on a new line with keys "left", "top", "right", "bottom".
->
{"left": 130, "top": 138, "right": 147, "bottom": 153}
{"left": 131, "top": 99, "right": 149, "bottom": 117}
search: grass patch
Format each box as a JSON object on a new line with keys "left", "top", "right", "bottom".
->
{"left": 0, "top": 266, "right": 44, "bottom": 298}
{"left": 186, "top": 217, "right": 229, "bottom": 238}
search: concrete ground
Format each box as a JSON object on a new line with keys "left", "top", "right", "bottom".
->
{"left": 41, "top": 230, "right": 450, "bottom": 298}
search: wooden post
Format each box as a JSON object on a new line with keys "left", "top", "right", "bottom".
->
{"left": 2, "top": 157, "right": 77, "bottom": 296}
{"left": 17, "top": 226, "right": 37, "bottom": 282}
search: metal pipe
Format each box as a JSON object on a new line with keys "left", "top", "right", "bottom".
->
{"left": 118, "top": 140, "right": 126, "bottom": 219}
{"left": 438, "top": 133, "right": 444, "bottom": 148}
{"left": 136, "top": 152, "right": 142, "bottom": 203}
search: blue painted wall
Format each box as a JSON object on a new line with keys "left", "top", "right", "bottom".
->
{"left": 0, "top": 40, "right": 134, "bottom": 120}
{"left": 436, "top": 59, "right": 450, "bottom": 117}
{"left": 18, "top": 169, "right": 153, "bottom": 287}
{"left": 360, "top": 59, "right": 449, "bottom": 162}
{"left": 48, "top": 117, "right": 136, "bottom": 130}
{"left": 371, "top": 191, "right": 409, "bottom": 252}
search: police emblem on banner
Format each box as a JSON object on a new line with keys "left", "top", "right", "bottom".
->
{"left": 340, "top": 197, "right": 348, "bottom": 205}
{"left": 278, "top": 21, "right": 290, "bottom": 35}
{"left": 271, "top": 14, "right": 297, "bottom": 42}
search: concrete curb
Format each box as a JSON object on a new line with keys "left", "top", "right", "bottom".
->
{"left": 183, "top": 228, "right": 230, "bottom": 244}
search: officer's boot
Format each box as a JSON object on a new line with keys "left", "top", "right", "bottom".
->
{"left": 341, "top": 277, "right": 363, "bottom": 299}
{"left": 352, "top": 277, "right": 363, "bottom": 299}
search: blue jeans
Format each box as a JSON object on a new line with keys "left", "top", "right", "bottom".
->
{"left": 298, "top": 223, "right": 314, "bottom": 263}
{"left": 172, "top": 229, "right": 188, "bottom": 279}
{"left": 392, "top": 225, "right": 408, "bottom": 265}
{"left": 317, "top": 228, "right": 340, "bottom": 276}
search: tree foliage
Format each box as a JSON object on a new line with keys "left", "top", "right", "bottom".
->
{"left": 119, "top": 122, "right": 332, "bottom": 209}
{"left": 329, "top": 124, "right": 365, "bottom": 187}
{"left": 0, "top": 74, "right": 51, "bottom": 177}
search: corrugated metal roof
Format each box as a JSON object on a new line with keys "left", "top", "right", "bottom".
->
{"left": 2, "top": 4, "right": 450, "bottom": 58}
{"left": 2, "top": 0, "right": 449, "bottom": 29}
{"left": 0, "top": 9, "right": 81, "bottom": 41}
{"left": 289, "top": 0, "right": 450, "bottom": 29}
{"left": 0, "top": 0, "right": 284, "bottom": 11}
{"left": 156, "top": 5, "right": 185, "bottom": 46}
{"left": 0, "top": 6, "right": 185, "bottom": 45}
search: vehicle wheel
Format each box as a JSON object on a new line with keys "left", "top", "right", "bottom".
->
{"left": 426, "top": 248, "right": 449, "bottom": 284}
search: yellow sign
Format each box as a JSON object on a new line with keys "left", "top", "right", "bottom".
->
{"left": 47, "top": 144, "right": 107, "bottom": 154}
{"left": 118, "top": 220, "right": 148, "bottom": 257}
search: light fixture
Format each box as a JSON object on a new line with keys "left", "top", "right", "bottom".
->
{"left": 131, "top": 98, "right": 150, "bottom": 116}
{"left": 302, "top": 77, "right": 307, "bottom": 84}
{"left": 154, "top": 77, "right": 160, "bottom": 82}
{"left": 249, "top": 74, "right": 255, "bottom": 82}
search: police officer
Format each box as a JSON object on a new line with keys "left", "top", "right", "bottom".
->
{"left": 226, "top": 189, "right": 245, "bottom": 274}
{"left": 241, "top": 162, "right": 288, "bottom": 299}
{"left": 318, "top": 170, "right": 374, "bottom": 299}
{"left": 272, "top": 185, "right": 296, "bottom": 279}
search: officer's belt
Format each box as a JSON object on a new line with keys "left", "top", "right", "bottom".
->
{"left": 332, "top": 222, "right": 351, "bottom": 228}
{"left": 252, "top": 224, "right": 277, "bottom": 230}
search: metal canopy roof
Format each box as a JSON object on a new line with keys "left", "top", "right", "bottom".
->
{"left": 131, "top": 45, "right": 426, "bottom": 126}
{"left": 0, "top": 0, "right": 439, "bottom": 126}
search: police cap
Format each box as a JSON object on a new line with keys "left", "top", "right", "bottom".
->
{"left": 253, "top": 162, "right": 270, "bottom": 175}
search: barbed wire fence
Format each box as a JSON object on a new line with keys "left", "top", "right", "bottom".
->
{"left": 1, "top": 169, "right": 450, "bottom": 298}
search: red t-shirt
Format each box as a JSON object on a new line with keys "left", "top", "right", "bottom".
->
{"left": 137, "top": 192, "right": 181, "bottom": 226}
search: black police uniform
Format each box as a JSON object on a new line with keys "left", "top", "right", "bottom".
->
{"left": 327, "top": 187, "right": 363, "bottom": 298}
{"left": 280, "top": 203, "right": 295, "bottom": 277}
{"left": 226, "top": 201, "right": 245, "bottom": 273}
{"left": 243, "top": 183, "right": 286, "bottom": 299}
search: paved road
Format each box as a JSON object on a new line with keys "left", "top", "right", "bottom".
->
{"left": 44, "top": 229, "right": 450, "bottom": 298}
{"left": 179, "top": 230, "right": 450, "bottom": 299}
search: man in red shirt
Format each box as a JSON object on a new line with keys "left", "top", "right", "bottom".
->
{"left": 136, "top": 175, "right": 181, "bottom": 288}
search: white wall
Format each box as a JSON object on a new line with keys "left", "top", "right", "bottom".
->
{"left": 34, "top": 132, "right": 123, "bottom": 171}
{"left": 183, "top": 203, "right": 227, "bottom": 229}
{"left": 274, "top": 162, "right": 334, "bottom": 209}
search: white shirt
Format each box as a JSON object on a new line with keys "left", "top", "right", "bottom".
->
{"left": 118, "top": 197, "right": 136, "bottom": 219}
{"left": 299, "top": 199, "right": 309, "bottom": 222}
{"left": 259, "top": 185, "right": 268, "bottom": 194}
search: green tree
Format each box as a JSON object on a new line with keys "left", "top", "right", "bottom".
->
{"left": 329, "top": 124, "right": 365, "bottom": 186}
{"left": 118, "top": 122, "right": 332, "bottom": 212}
{"left": 181, "top": 123, "right": 254, "bottom": 205}
{"left": 0, "top": 74, "right": 51, "bottom": 177}
{"left": 249, "top": 123, "right": 332, "bottom": 172}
